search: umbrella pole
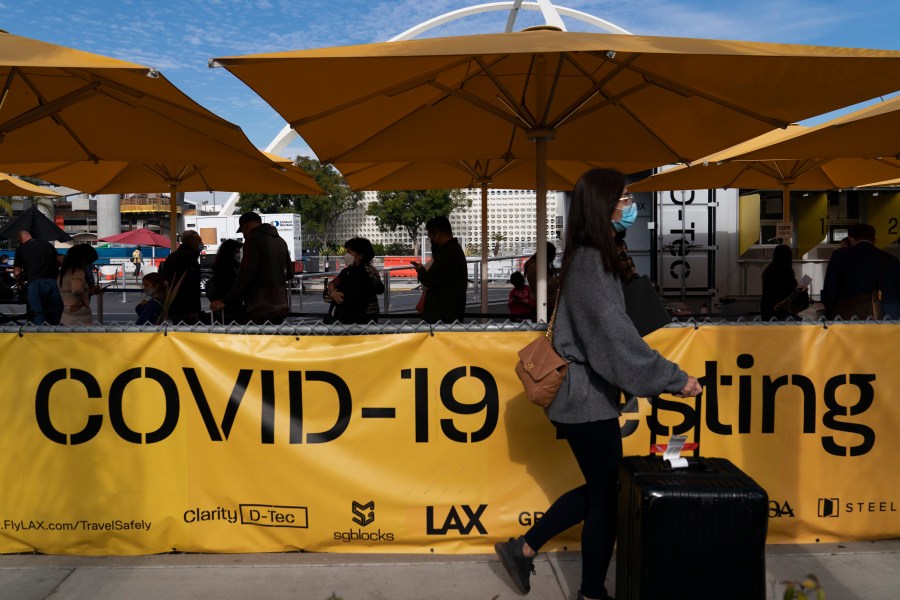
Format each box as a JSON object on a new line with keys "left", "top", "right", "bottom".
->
{"left": 532, "top": 54, "right": 550, "bottom": 323}
{"left": 480, "top": 180, "right": 489, "bottom": 319}
{"left": 169, "top": 184, "right": 179, "bottom": 251}
{"left": 782, "top": 183, "right": 794, "bottom": 250}
{"left": 534, "top": 137, "right": 549, "bottom": 323}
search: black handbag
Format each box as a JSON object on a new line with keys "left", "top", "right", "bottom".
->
{"left": 623, "top": 275, "right": 671, "bottom": 336}
{"left": 774, "top": 288, "right": 810, "bottom": 316}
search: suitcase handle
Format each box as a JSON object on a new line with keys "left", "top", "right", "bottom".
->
{"left": 648, "top": 393, "right": 703, "bottom": 457}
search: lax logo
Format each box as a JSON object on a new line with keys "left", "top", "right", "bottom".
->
{"left": 352, "top": 500, "right": 375, "bottom": 527}
{"left": 426, "top": 504, "right": 488, "bottom": 535}
{"left": 818, "top": 498, "right": 840, "bottom": 518}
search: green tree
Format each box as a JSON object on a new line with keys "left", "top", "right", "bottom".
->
{"left": 238, "top": 157, "right": 362, "bottom": 251}
{"left": 237, "top": 193, "right": 294, "bottom": 214}
{"left": 292, "top": 157, "right": 362, "bottom": 250}
{"left": 367, "top": 189, "right": 470, "bottom": 256}
{"left": 385, "top": 242, "right": 413, "bottom": 255}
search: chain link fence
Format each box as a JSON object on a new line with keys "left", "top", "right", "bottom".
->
{"left": 0, "top": 314, "right": 896, "bottom": 335}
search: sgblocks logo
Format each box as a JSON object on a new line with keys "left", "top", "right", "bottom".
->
{"left": 333, "top": 500, "right": 395, "bottom": 543}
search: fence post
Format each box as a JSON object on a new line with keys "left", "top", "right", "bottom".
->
{"left": 119, "top": 264, "right": 128, "bottom": 303}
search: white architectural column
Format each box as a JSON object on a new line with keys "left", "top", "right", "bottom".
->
{"left": 95, "top": 194, "right": 122, "bottom": 238}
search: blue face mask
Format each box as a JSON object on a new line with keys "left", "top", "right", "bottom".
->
{"left": 613, "top": 202, "right": 638, "bottom": 232}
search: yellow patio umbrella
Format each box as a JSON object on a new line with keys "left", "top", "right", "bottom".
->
{"left": 336, "top": 157, "right": 654, "bottom": 190}
{"left": 0, "top": 30, "right": 319, "bottom": 247}
{"left": 0, "top": 30, "right": 272, "bottom": 165}
{"left": 733, "top": 95, "right": 900, "bottom": 162}
{"left": 8, "top": 154, "right": 322, "bottom": 248}
{"left": 628, "top": 124, "right": 900, "bottom": 214}
{"left": 212, "top": 28, "right": 900, "bottom": 320}
{"left": 722, "top": 95, "right": 900, "bottom": 214}
{"left": 0, "top": 173, "right": 60, "bottom": 197}
{"left": 861, "top": 178, "right": 900, "bottom": 187}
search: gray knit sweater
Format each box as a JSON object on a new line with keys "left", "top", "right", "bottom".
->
{"left": 548, "top": 247, "right": 688, "bottom": 424}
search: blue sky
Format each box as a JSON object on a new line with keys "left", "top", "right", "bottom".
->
{"left": 4, "top": 0, "right": 900, "bottom": 161}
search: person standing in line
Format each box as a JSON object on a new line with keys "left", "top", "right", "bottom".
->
{"left": 760, "top": 244, "right": 799, "bottom": 321}
{"left": 209, "top": 212, "right": 292, "bottom": 324}
{"left": 135, "top": 273, "right": 166, "bottom": 325}
{"left": 494, "top": 168, "right": 703, "bottom": 600}
{"left": 822, "top": 223, "right": 900, "bottom": 319}
{"left": 363, "top": 245, "right": 386, "bottom": 323}
{"left": 159, "top": 229, "right": 203, "bottom": 324}
{"left": 57, "top": 243, "right": 99, "bottom": 326}
{"left": 507, "top": 271, "right": 533, "bottom": 322}
{"left": 613, "top": 230, "right": 639, "bottom": 284}
{"left": 13, "top": 231, "right": 63, "bottom": 325}
{"left": 411, "top": 216, "right": 468, "bottom": 323}
{"left": 206, "top": 239, "right": 245, "bottom": 324}
{"left": 323, "top": 237, "right": 379, "bottom": 324}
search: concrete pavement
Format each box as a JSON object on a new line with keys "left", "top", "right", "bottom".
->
{"left": 1, "top": 540, "right": 898, "bottom": 599}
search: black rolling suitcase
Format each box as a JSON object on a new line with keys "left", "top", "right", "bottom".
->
{"left": 616, "top": 396, "right": 769, "bottom": 600}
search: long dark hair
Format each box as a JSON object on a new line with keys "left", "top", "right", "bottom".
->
{"left": 561, "top": 168, "right": 627, "bottom": 281}
{"left": 763, "top": 244, "right": 795, "bottom": 282}
{"left": 769, "top": 243, "right": 793, "bottom": 267}
{"left": 58, "top": 244, "right": 98, "bottom": 284}
{"left": 214, "top": 239, "right": 243, "bottom": 271}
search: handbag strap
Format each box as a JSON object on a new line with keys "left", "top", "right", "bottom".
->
{"left": 545, "top": 287, "right": 561, "bottom": 342}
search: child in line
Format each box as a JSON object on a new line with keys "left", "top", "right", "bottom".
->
{"left": 507, "top": 271, "right": 533, "bottom": 322}
{"left": 135, "top": 273, "right": 166, "bottom": 325}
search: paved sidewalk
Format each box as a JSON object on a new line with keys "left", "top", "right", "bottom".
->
{"left": 1, "top": 540, "right": 898, "bottom": 600}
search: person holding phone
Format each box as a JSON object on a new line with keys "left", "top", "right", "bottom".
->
{"left": 411, "top": 216, "right": 467, "bottom": 323}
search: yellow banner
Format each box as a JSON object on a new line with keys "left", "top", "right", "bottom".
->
{"left": 868, "top": 192, "right": 900, "bottom": 248}
{"left": 739, "top": 193, "right": 761, "bottom": 256}
{"left": 0, "top": 326, "right": 898, "bottom": 555}
{"left": 796, "top": 192, "right": 827, "bottom": 257}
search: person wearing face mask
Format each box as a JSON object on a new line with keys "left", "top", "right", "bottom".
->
{"left": 323, "top": 237, "right": 378, "bottom": 324}
{"left": 206, "top": 239, "right": 245, "bottom": 324}
{"left": 209, "top": 212, "right": 292, "bottom": 324}
{"left": 135, "top": 273, "right": 166, "bottom": 325}
{"left": 494, "top": 169, "right": 703, "bottom": 600}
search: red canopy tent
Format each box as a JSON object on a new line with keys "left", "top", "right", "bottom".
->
{"left": 98, "top": 228, "right": 171, "bottom": 248}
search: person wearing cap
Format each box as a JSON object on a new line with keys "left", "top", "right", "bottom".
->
{"left": 159, "top": 229, "right": 203, "bottom": 324}
{"left": 209, "top": 212, "right": 292, "bottom": 324}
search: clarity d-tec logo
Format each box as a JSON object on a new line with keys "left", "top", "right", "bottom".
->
{"left": 333, "top": 500, "right": 395, "bottom": 543}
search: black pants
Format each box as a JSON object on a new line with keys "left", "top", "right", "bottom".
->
{"left": 524, "top": 418, "right": 623, "bottom": 599}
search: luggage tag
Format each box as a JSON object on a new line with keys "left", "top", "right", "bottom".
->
{"left": 648, "top": 394, "right": 702, "bottom": 460}
{"left": 662, "top": 434, "right": 689, "bottom": 469}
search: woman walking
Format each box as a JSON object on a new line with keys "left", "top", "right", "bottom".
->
{"left": 495, "top": 168, "right": 703, "bottom": 600}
